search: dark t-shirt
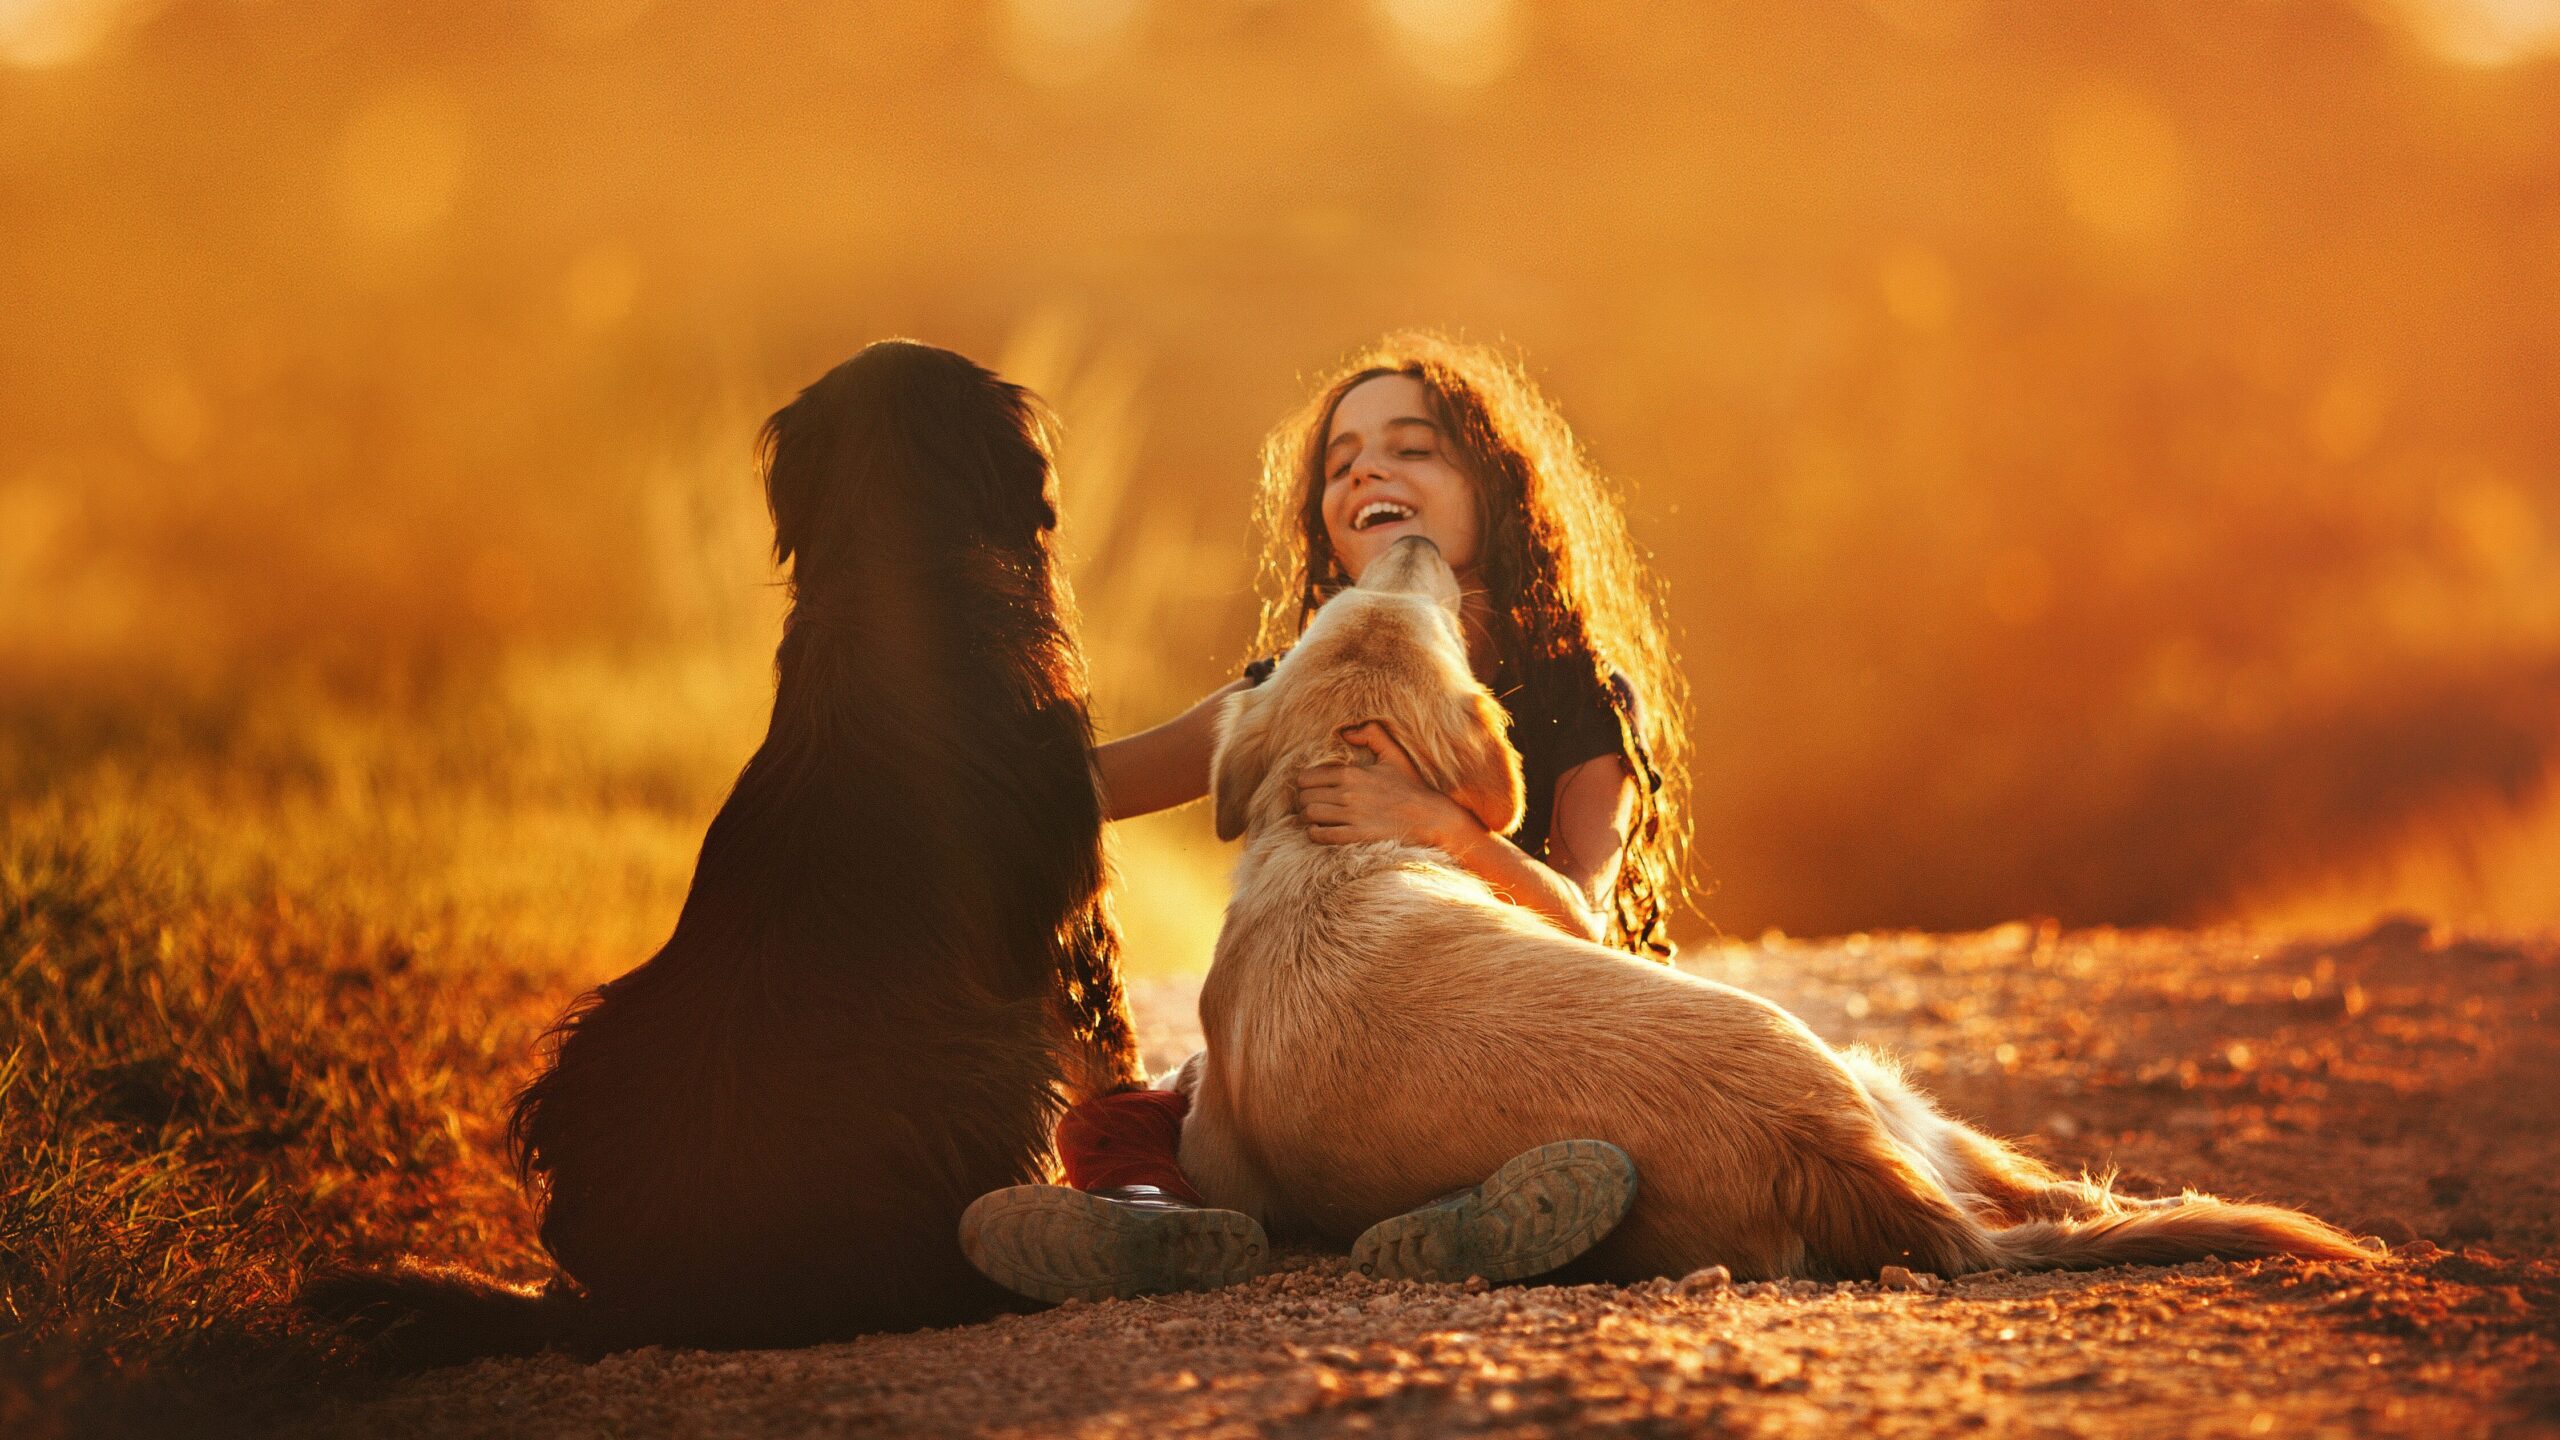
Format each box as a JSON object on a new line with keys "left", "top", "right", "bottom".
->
{"left": 1242, "top": 652, "right": 1630, "bottom": 862}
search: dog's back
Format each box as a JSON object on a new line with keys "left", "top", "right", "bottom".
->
{"left": 516, "top": 744, "right": 1079, "bottom": 1343}
{"left": 314, "top": 343, "right": 1141, "bottom": 1358}
{"left": 513, "top": 713, "right": 1061, "bottom": 1341}
{"left": 515, "top": 348, "right": 1135, "bottom": 1345}
{"left": 1184, "top": 537, "right": 2367, "bottom": 1284}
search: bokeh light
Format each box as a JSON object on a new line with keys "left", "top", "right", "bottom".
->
{"left": 0, "top": 0, "right": 137, "bottom": 69}
{"left": 1374, "top": 0, "right": 1518, "bottom": 87}
{"left": 335, "top": 84, "right": 472, "bottom": 243}
{"left": 3, "top": 0, "right": 2556, "bottom": 954}
{"left": 998, "top": 0, "right": 1147, "bottom": 85}
{"left": 2375, "top": 0, "right": 2560, "bottom": 66}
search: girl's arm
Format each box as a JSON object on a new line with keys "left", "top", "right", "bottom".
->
{"left": 1091, "top": 679, "right": 1251, "bottom": 822}
{"left": 1527, "top": 751, "right": 1638, "bottom": 915}
{"left": 1295, "top": 726, "right": 1634, "bottom": 943}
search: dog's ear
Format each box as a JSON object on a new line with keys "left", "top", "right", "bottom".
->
{"left": 1407, "top": 690, "right": 1525, "bottom": 837}
{"left": 1211, "top": 687, "right": 1279, "bottom": 842}
{"left": 1446, "top": 691, "right": 1527, "bottom": 836}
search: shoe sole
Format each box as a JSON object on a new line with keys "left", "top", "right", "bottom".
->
{"left": 1350, "top": 1139, "right": 1639, "bottom": 1284}
{"left": 958, "top": 1187, "right": 1268, "bottom": 1304}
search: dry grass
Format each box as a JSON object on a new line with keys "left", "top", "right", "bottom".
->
{"left": 0, "top": 834, "right": 561, "bottom": 1436}
{"left": 0, "top": 701, "right": 1230, "bottom": 1437}
{"left": 0, "top": 658, "right": 764, "bottom": 1436}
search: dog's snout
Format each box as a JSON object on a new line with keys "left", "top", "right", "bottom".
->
{"left": 1362, "top": 536, "right": 1462, "bottom": 608}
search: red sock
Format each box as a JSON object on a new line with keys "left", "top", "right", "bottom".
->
{"left": 1057, "top": 1089, "right": 1202, "bottom": 1204}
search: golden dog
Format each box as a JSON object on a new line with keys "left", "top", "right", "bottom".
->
{"left": 1171, "top": 536, "right": 2366, "bottom": 1281}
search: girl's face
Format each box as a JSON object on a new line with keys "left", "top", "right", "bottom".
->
{"left": 1320, "top": 374, "right": 1483, "bottom": 582}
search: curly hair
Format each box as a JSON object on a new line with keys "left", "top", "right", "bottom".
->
{"left": 1249, "top": 333, "right": 1693, "bottom": 956}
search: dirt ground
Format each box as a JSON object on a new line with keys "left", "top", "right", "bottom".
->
{"left": 294, "top": 921, "right": 2560, "bottom": 1438}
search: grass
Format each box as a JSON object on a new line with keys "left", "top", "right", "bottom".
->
{"left": 0, "top": 835, "right": 564, "bottom": 1436}
{"left": 0, "top": 656, "right": 1235, "bottom": 1437}
{"left": 0, "top": 656, "right": 764, "bottom": 1436}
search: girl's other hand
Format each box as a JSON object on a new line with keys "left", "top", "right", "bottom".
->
{"left": 1293, "top": 722, "right": 1473, "bottom": 849}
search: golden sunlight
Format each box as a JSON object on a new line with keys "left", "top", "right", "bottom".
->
{"left": 335, "top": 84, "right": 473, "bottom": 244}
{"left": 0, "top": 0, "right": 132, "bottom": 68}
{"left": 2049, "top": 83, "right": 2189, "bottom": 250}
{"left": 8, "top": 11, "right": 2560, "bottom": 1430}
{"left": 2375, "top": 0, "right": 2560, "bottom": 66}
{"left": 998, "top": 0, "right": 1147, "bottom": 86}
{"left": 1374, "top": 0, "right": 1518, "bottom": 88}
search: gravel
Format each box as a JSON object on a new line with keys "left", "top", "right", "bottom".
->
{"left": 290, "top": 922, "right": 2560, "bottom": 1438}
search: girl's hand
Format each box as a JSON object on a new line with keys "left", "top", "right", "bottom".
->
{"left": 1293, "top": 722, "right": 1475, "bottom": 849}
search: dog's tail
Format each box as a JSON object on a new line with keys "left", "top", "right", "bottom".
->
{"left": 1787, "top": 1128, "right": 2373, "bottom": 1280}
{"left": 1970, "top": 1196, "right": 2375, "bottom": 1273}
{"left": 1814, "top": 1045, "right": 2374, "bottom": 1277}
{"left": 301, "top": 1259, "right": 606, "bottom": 1368}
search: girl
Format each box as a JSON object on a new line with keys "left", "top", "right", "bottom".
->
{"left": 963, "top": 333, "right": 1691, "bottom": 1301}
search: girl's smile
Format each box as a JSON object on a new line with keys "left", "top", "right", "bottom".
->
{"left": 1351, "top": 498, "right": 1417, "bottom": 531}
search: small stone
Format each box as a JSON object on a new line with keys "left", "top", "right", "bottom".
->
{"left": 2354, "top": 913, "right": 2437, "bottom": 953}
{"left": 2446, "top": 1212, "right": 2497, "bottom": 1244}
{"left": 1880, "top": 1265, "right": 1919, "bottom": 1290}
{"left": 2359, "top": 1216, "right": 2420, "bottom": 1248}
{"left": 1461, "top": 1275, "right": 1489, "bottom": 1294}
{"left": 1677, "top": 1265, "right": 1732, "bottom": 1295}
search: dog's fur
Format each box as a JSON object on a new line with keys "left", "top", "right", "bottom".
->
{"left": 308, "top": 341, "right": 1143, "bottom": 1359}
{"left": 1172, "top": 536, "right": 2368, "bottom": 1281}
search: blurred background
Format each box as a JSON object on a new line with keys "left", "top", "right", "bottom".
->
{"left": 3, "top": 0, "right": 2557, "bottom": 976}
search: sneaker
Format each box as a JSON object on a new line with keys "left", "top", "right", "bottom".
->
{"left": 1350, "top": 1139, "right": 1639, "bottom": 1284}
{"left": 959, "top": 1184, "right": 1268, "bottom": 1304}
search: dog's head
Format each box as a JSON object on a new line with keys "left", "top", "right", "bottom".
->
{"left": 763, "top": 340, "right": 1060, "bottom": 583}
{"left": 1212, "top": 537, "right": 1525, "bottom": 843}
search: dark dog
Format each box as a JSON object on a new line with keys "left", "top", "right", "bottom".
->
{"left": 309, "top": 341, "right": 1143, "bottom": 1360}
